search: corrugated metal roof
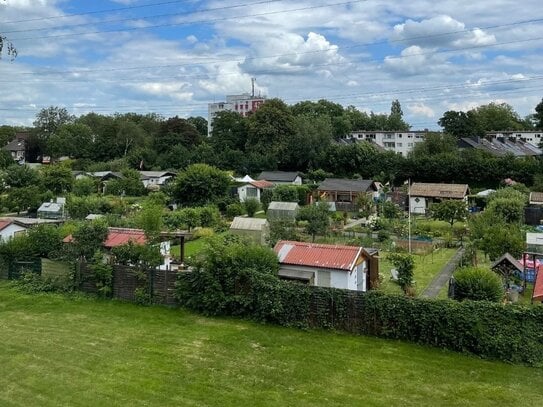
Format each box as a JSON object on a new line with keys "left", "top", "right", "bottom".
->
{"left": 274, "top": 240, "right": 362, "bottom": 271}
{"left": 250, "top": 180, "right": 274, "bottom": 189}
{"left": 410, "top": 183, "right": 468, "bottom": 199}
{"left": 0, "top": 220, "right": 13, "bottom": 232}
{"left": 104, "top": 228, "right": 146, "bottom": 248}
{"left": 63, "top": 227, "right": 147, "bottom": 248}
{"left": 230, "top": 217, "right": 268, "bottom": 231}
{"left": 268, "top": 201, "right": 299, "bottom": 211}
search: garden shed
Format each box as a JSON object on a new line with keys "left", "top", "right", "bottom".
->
{"left": 267, "top": 201, "right": 299, "bottom": 221}
{"left": 230, "top": 217, "right": 269, "bottom": 245}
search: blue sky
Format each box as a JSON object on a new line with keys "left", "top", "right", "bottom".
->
{"left": 1, "top": 0, "right": 543, "bottom": 128}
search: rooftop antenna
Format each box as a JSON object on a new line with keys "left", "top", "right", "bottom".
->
{"left": 251, "top": 77, "right": 256, "bottom": 97}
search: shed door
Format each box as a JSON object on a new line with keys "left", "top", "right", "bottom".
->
{"left": 319, "top": 270, "right": 331, "bottom": 288}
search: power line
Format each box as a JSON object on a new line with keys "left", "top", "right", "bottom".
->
{"left": 5, "top": 34, "right": 543, "bottom": 87}
{"left": 2, "top": 0, "right": 292, "bottom": 34}
{"left": 8, "top": 17, "right": 543, "bottom": 77}
{"left": 8, "top": 1, "right": 373, "bottom": 41}
{"left": 1, "top": 77, "right": 541, "bottom": 114}
{"left": 0, "top": 0, "right": 196, "bottom": 24}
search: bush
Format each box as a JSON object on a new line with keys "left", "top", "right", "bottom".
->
{"left": 243, "top": 198, "right": 260, "bottom": 217}
{"left": 453, "top": 267, "right": 504, "bottom": 302}
{"left": 226, "top": 203, "right": 244, "bottom": 218}
{"left": 388, "top": 252, "right": 415, "bottom": 291}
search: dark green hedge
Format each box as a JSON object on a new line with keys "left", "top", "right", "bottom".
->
{"left": 177, "top": 272, "right": 543, "bottom": 365}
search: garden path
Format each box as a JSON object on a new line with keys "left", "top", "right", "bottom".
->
{"left": 420, "top": 247, "right": 465, "bottom": 298}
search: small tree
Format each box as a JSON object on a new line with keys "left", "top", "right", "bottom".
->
{"left": 388, "top": 252, "right": 415, "bottom": 292}
{"left": 261, "top": 188, "right": 273, "bottom": 212}
{"left": 297, "top": 202, "right": 330, "bottom": 242}
{"left": 430, "top": 200, "right": 468, "bottom": 230}
{"left": 137, "top": 204, "right": 163, "bottom": 242}
{"left": 268, "top": 219, "right": 299, "bottom": 246}
{"left": 244, "top": 198, "right": 260, "bottom": 217}
{"left": 355, "top": 192, "right": 374, "bottom": 218}
{"left": 453, "top": 267, "right": 504, "bottom": 302}
{"left": 73, "top": 177, "right": 96, "bottom": 196}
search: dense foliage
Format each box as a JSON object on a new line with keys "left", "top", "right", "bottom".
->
{"left": 452, "top": 267, "right": 505, "bottom": 302}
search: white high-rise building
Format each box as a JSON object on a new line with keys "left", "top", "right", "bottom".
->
{"left": 344, "top": 130, "right": 428, "bottom": 156}
{"left": 207, "top": 79, "right": 266, "bottom": 136}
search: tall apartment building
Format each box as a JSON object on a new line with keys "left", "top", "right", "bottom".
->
{"left": 344, "top": 130, "right": 428, "bottom": 156}
{"left": 207, "top": 80, "right": 266, "bottom": 136}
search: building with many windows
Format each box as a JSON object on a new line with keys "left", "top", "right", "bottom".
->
{"left": 207, "top": 88, "right": 266, "bottom": 136}
{"left": 343, "top": 130, "right": 428, "bottom": 156}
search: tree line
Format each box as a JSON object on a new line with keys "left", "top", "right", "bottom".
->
{"left": 1, "top": 98, "right": 542, "bottom": 190}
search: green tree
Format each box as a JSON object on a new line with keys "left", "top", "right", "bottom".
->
{"left": 7, "top": 186, "right": 44, "bottom": 214}
{"left": 4, "top": 164, "right": 40, "bottom": 188}
{"left": 469, "top": 212, "right": 524, "bottom": 261}
{"left": 247, "top": 99, "right": 296, "bottom": 167}
{"left": 534, "top": 98, "right": 543, "bottom": 130}
{"left": 111, "top": 241, "right": 162, "bottom": 269}
{"left": 210, "top": 111, "right": 248, "bottom": 150}
{"left": 177, "top": 235, "right": 279, "bottom": 314}
{"left": 41, "top": 164, "right": 74, "bottom": 194}
{"left": 48, "top": 123, "right": 93, "bottom": 159}
{"left": 243, "top": 198, "right": 260, "bottom": 217}
{"left": 171, "top": 164, "right": 231, "bottom": 206}
{"left": 284, "top": 114, "right": 333, "bottom": 170}
{"left": 486, "top": 198, "right": 525, "bottom": 224}
{"left": 297, "top": 202, "right": 330, "bottom": 242}
{"left": 474, "top": 102, "right": 523, "bottom": 131}
{"left": 410, "top": 132, "right": 457, "bottom": 157}
{"left": 137, "top": 204, "right": 164, "bottom": 242}
{"left": 72, "top": 177, "right": 96, "bottom": 196}
{"left": 272, "top": 185, "right": 299, "bottom": 203}
{"left": 26, "top": 224, "right": 62, "bottom": 258}
{"left": 155, "top": 116, "right": 202, "bottom": 153}
{"left": 438, "top": 110, "right": 482, "bottom": 138}
{"left": 187, "top": 116, "right": 208, "bottom": 138}
{"left": 388, "top": 252, "right": 415, "bottom": 292}
{"left": 429, "top": 200, "right": 468, "bottom": 230}
{"left": 387, "top": 99, "right": 410, "bottom": 131}
{"left": 268, "top": 219, "right": 299, "bottom": 246}
{"left": 68, "top": 221, "right": 109, "bottom": 260}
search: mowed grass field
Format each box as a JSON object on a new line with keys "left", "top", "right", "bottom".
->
{"left": 1, "top": 283, "right": 543, "bottom": 406}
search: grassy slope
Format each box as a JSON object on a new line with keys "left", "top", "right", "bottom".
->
{"left": 379, "top": 248, "right": 457, "bottom": 296}
{"left": 1, "top": 283, "right": 542, "bottom": 406}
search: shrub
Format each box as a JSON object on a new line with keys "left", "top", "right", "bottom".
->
{"left": 226, "top": 203, "right": 244, "bottom": 218}
{"left": 453, "top": 267, "right": 504, "bottom": 302}
{"left": 243, "top": 198, "right": 260, "bottom": 217}
{"left": 388, "top": 252, "right": 415, "bottom": 291}
{"left": 193, "top": 228, "right": 215, "bottom": 239}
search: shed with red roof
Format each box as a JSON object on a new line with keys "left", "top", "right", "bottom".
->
{"left": 274, "top": 240, "right": 378, "bottom": 291}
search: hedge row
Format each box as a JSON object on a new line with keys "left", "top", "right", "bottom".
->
{"left": 177, "top": 272, "right": 543, "bottom": 365}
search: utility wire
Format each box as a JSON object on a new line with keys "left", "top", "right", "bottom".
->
{"left": 1, "top": 0, "right": 195, "bottom": 24}
{"left": 7, "top": 33, "right": 543, "bottom": 80}
{"left": 1, "top": 0, "right": 292, "bottom": 33}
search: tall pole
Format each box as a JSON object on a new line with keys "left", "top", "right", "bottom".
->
{"left": 408, "top": 178, "right": 411, "bottom": 254}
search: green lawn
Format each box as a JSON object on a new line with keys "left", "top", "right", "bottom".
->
{"left": 170, "top": 238, "right": 207, "bottom": 260}
{"left": 379, "top": 248, "right": 457, "bottom": 296}
{"left": 1, "top": 283, "right": 542, "bottom": 406}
